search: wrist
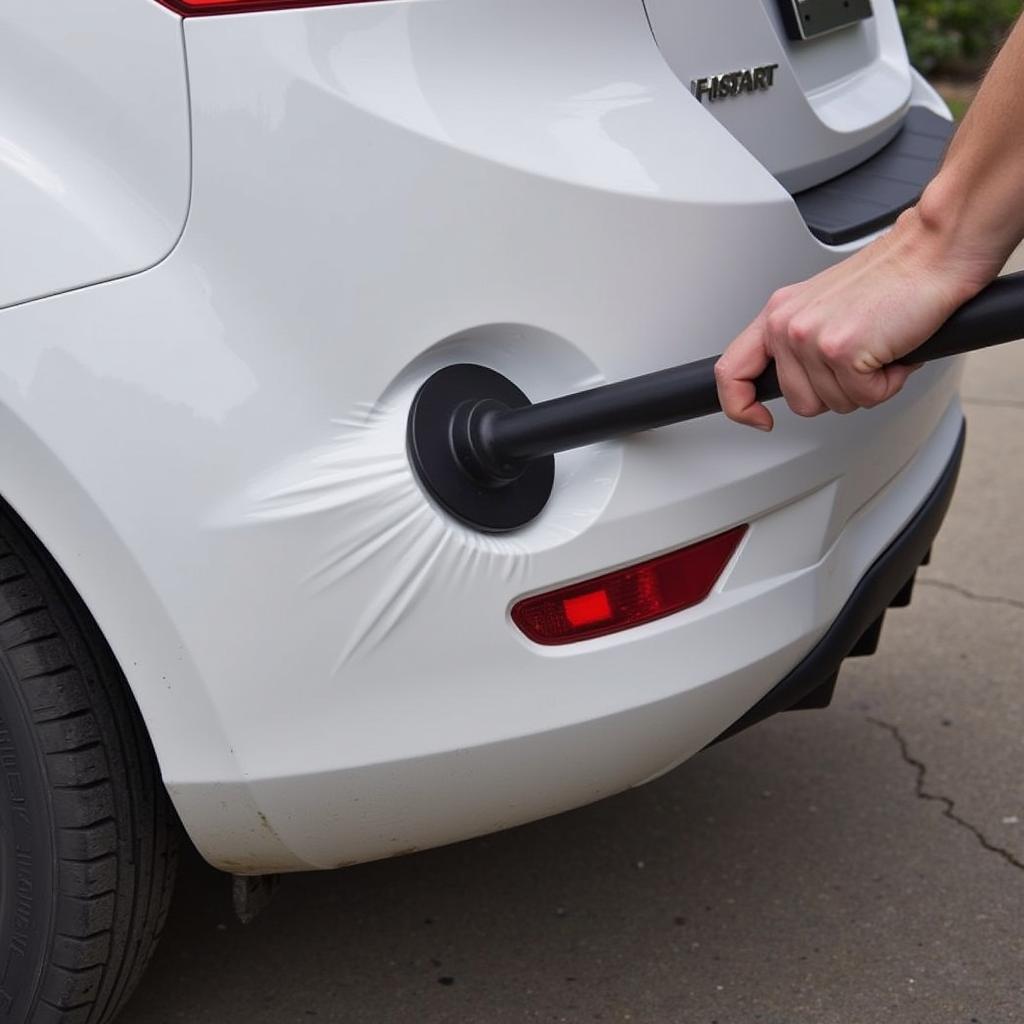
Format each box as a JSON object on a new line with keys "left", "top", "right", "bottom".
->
{"left": 890, "top": 180, "right": 1008, "bottom": 300}
{"left": 913, "top": 174, "right": 990, "bottom": 261}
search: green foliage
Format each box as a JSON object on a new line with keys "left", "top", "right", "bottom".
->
{"left": 897, "top": 0, "right": 1021, "bottom": 74}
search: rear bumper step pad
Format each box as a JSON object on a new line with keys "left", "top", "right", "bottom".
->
{"left": 793, "top": 106, "right": 955, "bottom": 246}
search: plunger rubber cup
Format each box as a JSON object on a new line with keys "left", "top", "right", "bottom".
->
{"left": 406, "top": 364, "right": 555, "bottom": 532}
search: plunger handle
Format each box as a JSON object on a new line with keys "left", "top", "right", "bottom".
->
{"left": 407, "top": 270, "right": 1024, "bottom": 532}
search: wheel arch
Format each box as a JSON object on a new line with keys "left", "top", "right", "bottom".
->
{"left": 0, "top": 407, "right": 289, "bottom": 870}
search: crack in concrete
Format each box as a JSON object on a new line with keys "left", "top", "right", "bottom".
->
{"left": 917, "top": 577, "right": 1024, "bottom": 612}
{"left": 868, "top": 717, "right": 1024, "bottom": 873}
{"left": 961, "top": 395, "right": 1024, "bottom": 410}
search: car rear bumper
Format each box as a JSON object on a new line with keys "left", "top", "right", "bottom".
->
{"left": 168, "top": 402, "right": 965, "bottom": 872}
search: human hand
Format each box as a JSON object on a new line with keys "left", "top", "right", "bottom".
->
{"left": 714, "top": 206, "right": 1002, "bottom": 430}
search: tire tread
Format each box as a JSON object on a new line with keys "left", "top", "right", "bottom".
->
{"left": 0, "top": 504, "right": 178, "bottom": 1024}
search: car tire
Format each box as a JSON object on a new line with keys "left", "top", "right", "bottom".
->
{"left": 0, "top": 500, "right": 177, "bottom": 1023}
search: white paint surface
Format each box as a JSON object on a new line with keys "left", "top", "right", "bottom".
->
{"left": 0, "top": 0, "right": 964, "bottom": 871}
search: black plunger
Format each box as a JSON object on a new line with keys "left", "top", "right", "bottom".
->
{"left": 408, "top": 270, "right": 1024, "bottom": 532}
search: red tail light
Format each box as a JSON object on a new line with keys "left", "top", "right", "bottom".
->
{"left": 511, "top": 526, "right": 747, "bottom": 646}
{"left": 157, "top": 0, "right": 382, "bottom": 15}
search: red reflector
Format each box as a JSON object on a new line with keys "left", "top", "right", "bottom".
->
{"left": 563, "top": 590, "right": 613, "bottom": 628}
{"left": 156, "top": 0, "right": 386, "bottom": 15}
{"left": 511, "top": 526, "right": 747, "bottom": 646}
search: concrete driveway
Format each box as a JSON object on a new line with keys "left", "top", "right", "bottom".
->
{"left": 124, "top": 344, "right": 1024, "bottom": 1024}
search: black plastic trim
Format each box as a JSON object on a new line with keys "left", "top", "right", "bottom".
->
{"left": 793, "top": 106, "right": 955, "bottom": 245}
{"left": 715, "top": 421, "right": 965, "bottom": 743}
{"left": 777, "top": 0, "right": 873, "bottom": 41}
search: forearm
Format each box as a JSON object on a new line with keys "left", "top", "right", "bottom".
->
{"left": 912, "top": 12, "right": 1024, "bottom": 279}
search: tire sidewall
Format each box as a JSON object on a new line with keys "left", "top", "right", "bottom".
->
{"left": 0, "top": 658, "right": 56, "bottom": 1021}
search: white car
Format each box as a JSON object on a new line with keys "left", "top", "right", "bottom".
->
{"left": 0, "top": 1, "right": 972, "bottom": 1019}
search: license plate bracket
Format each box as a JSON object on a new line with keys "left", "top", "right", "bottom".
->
{"left": 777, "top": 0, "right": 873, "bottom": 41}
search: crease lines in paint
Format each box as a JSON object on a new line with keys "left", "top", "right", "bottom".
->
{"left": 246, "top": 399, "right": 532, "bottom": 667}
{"left": 334, "top": 522, "right": 453, "bottom": 667}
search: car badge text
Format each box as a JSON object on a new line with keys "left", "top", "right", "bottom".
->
{"left": 690, "top": 63, "right": 779, "bottom": 103}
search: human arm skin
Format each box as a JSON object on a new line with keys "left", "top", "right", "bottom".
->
{"left": 715, "top": 13, "right": 1024, "bottom": 430}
